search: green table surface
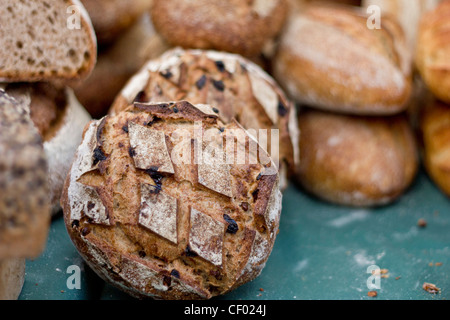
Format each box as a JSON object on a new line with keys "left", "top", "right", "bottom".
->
{"left": 18, "top": 168, "right": 450, "bottom": 300}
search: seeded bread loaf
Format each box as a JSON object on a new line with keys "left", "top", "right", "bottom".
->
{"left": 0, "top": 0, "right": 97, "bottom": 84}
{"left": 416, "top": 0, "right": 450, "bottom": 104}
{"left": 150, "top": 0, "right": 288, "bottom": 57}
{"left": 110, "top": 48, "right": 299, "bottom": 190}
{"left": 0, "top": 258, "right": 26, "bottom": 300}
{"left": 273, "top": 2, "right": 412, "bottom": 116}
{"left": 0, "top": 90, "right": 50, "bottom": 259}
{"left": 75, "top": 13, "right": 170, "bottom": 118}
{"left": 5, "top": 83, "right": 91, "bottom": 215}
{"left": 295, "top": 108, "right": 418, "bottom": 207}
{"left": 80, "top": 0, "right": 153, "bottom": 45}
{"left": 62, "top": 101, "right": 282, "bottom": 300}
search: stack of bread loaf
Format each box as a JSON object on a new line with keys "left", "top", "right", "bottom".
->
{"left": 0, "top": 0, "right": 97, "bottom": 299}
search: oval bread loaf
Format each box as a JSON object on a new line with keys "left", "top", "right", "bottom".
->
{"left": 62, "top": 101, "right": 282, "bottom": 300}
{"left": 273, "top": 3, "right": 413, "bottom": 116}
{"left": 110, "top": 48, "right": 299, "bottom": 190}
{"left": 295, "top": 108, "right": 418, "bottom": 207}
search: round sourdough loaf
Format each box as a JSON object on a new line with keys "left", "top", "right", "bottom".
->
{"left": 416, "top": 0, "right": 450, "bottom": 104}
{"left": 295, "top": 108, "right": 418, "bottom": 207}
{"left": 62, "top": 101, "right": 282, "bottom": 300}
{"left": 74, "top": 13, "right": 171, "bottom": 118}
{"left": 150, "top": 0, "right": 288, "bottom": 57}
{"left": 273, "top": 2, "right": 413, "bottom": 116}
{"left": 110, "top": 48, "right": 299, "bottom": 190}
{"left": 4, "top": 83, "right": 91, "bottom": 215}
{"left": 0, "top": 89, "right": 50, "bottom": 259}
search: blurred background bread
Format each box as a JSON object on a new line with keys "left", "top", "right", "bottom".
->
{"left": 80, "top": 0, "right": 153, "bottom": 46}
{"left": 110, "top": 48, "right": 299, "bottom": 190}
{"left": 0, "top": 90, "right": 50, "bottom": 259}
{"left": 4, "top": 83, "right": 91, "bottom": 215}
{"left": 74, "top": 13, "right": 170, "bottom": 119}
{"left": 295, "top": 108, "right": 418, "bottom": 207}
{"left": 362, "top": 0, "right": 441, "bottom": 53}
{"left": 0, "top": 258, "right": 25, "bottom": 300}
{"left": 150, "top": 0, "right": 288, "bottom": 58}
{"left": 273, "top": 2, "right": 412, "bottom": 116}
{"left": 0, "top": 0, "right": 97, "bottom": 85}
{"left": 416, "top": 0, "right": 450, "bottom": 104}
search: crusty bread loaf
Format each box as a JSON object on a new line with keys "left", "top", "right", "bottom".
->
{"left": 0, "top": 90, "right": 50, "bottom": 259}
{"left": 362, "top": 0, "right": 441, "bottom": 53}
{"left": 416, "top": 0, "right": 450, "bottom": 104}
{"left": 0, "top": 0, "right": 96, "bottom": 84}
{"left": 5, "top": 83, "right": 91, "bottom": 215}
{"left": 75, "top": 13, "right": 171, "bottom": 118}
{"left": 150, "top": 0, "right": 288, "bottom": 57}
{"left": 295, "top": 108, "right": 418, "bottom": 207}
{"left": 62, "top": 101, "right": 282, "bottom": 300}
{"left": 80, "top": 0, "right": 153, "bottom": 45}
{"left": 110, "top": 48, "right": 299, "bottom": 190}
{"left": 273, "top": 2, "right": 413, "bottom": 116}
{"left": 0, "top": 258, "right": 25, "bottom": 300}
{"left": 420, "top": 98, "right": 450, "bottom": 197}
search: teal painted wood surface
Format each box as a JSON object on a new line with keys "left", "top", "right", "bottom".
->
{"left": 19, "top": 169, "right": 450, "bottom": 300}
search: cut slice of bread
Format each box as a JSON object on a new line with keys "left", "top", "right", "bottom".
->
{"left": 0, "top": 0, "right": 97, "bottom": 84}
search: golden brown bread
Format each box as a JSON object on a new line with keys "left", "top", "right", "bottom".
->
{"left": 273, "top": 2, "right": 413, "bottom": 116}
{"left": 416, "top": 0, "right": 450, "bottom": 104}
{"left": 295, "top": 108, "right": 418, "bottom": 207}
{"left": 150, "top": 0, "right": 288, "bottom": 57}
{"left": 74, "top": 13, "right": 170, "bottom": 118}
{"left": 420, "top": 98, "right": 450, "bottom": 197}
{"left": 80, "top": 0, "right": 153, "bottom": 45}
{"left": 62, "top": 101, "right": 282, "bottom": 300}
{"left": 110, "top": 48, "right": 299, "bottom": 190}
{"left": 4, "top": 83, "right": 91, "bottom": 215}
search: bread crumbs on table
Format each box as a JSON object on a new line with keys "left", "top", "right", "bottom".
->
{"left": 368, "top": 291, "right": 377, "bottom": 297}
{"left": 435, "top": 262, "right": 443, "bottom": 267}
{"left": 259, "top": 288, "right": 264, "bottom": 292}
{"left": 423, "top": 282, "right": 440, "bottom": 294}
{"left": 395, "top": 276, "right": 401, "bottom": 280}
